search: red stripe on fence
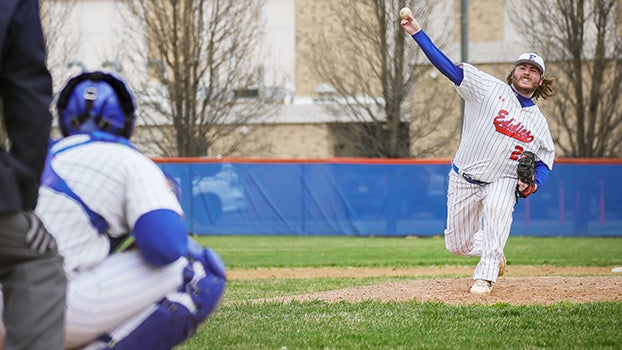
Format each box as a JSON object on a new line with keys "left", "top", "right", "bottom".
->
{"left": 152, "top": 157, "right": 454, "bottom": 165}
{"left": 153, "top": 157, "right": 622, "bottom": 165}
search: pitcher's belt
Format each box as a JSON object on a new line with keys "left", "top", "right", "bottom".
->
{"left": 452, "top": 163, "right": 489, "bottom": 186}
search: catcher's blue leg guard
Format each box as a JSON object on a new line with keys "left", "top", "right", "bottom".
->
{"left": 94, "top": 246, "right": 226, "bottom": 350}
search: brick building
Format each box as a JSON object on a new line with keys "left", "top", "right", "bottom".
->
{"left": 48, "top": 0, "right": 547, "bottom": 158}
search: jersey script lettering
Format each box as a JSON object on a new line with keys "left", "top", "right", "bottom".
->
{"left": 493, "top": 109, "right": 534, "bottom": 143}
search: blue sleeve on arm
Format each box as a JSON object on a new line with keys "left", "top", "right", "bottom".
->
{"left": 534, "top": 161, "right": 550, "bottom": 188}
{"left": 133, "top": 209, "right": 188, "bottom": 266}
{"left": 412, "top": 31, "right": 464, "bottom": 85}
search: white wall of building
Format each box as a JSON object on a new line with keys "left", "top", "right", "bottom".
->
{"left": 64, "top": 0, "right": 295, "bottom": 88}
{"left": 263, "top": 0, "right": 295, "bottom": 89}
{"left": 68, "top": 0, "right": 121, "bottom": 70}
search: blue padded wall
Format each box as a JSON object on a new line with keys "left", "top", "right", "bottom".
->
{"left": 157, "top": 160, "right": 622, "bottom": 237}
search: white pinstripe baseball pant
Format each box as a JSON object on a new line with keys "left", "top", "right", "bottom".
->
{"left": 444, "top": 171, "right": 517, "bottom": 282}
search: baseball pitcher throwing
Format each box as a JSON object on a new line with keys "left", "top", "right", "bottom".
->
{"left": 400, "top": 8, "right": 555, "bottom": 295}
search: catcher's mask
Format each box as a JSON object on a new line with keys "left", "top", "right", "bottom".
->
{"left": 56, "top": 71, "right": 136, "bottom": 138}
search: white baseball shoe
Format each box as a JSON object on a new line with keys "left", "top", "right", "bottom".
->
{"left": 498, "top": 254, "right": 506, "bottom": 277}
{"left": 470, "top": 279, "right": 493, "bottom": 295}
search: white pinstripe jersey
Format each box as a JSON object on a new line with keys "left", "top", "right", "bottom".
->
{"left": 452, "top": 63, "right": 555, "bottom": 183}
{"left": 35, "top": 134, "right": 183, "bottom": 279}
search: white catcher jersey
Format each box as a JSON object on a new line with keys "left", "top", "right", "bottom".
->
{"left": 35, "top": 134, "right": 183, "bottom": 279}
{"left": 452, "top": 63, "right": 555, "bottom": 183}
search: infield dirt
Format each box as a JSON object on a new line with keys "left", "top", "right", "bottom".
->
{"left": 230, "top": 266, "right": 622, "bottom": 305}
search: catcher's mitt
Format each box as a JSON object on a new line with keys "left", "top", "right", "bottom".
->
{"left": 516, "top": 151, "right": 537, "bottom": 199}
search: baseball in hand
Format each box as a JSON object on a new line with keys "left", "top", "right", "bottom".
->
{"left": 399, "top": 7, "right": 412, "bottom": 20}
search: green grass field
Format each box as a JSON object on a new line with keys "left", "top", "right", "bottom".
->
{"left": 177, "top": 236, "right": 622, "bottom": 349}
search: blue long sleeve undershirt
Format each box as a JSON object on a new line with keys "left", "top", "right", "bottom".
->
{"left": 534, "top": 161, "right": 549, "bottom": 188}
{"left": 410, "top": 30, "right": 550, "bottom": 189}
{"left": 412, "top": 31, "right": 464, "bottom": 85}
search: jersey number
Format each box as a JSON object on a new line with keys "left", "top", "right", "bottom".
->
{"left": 510, "top": 146, "right": 524, "bottom": 160}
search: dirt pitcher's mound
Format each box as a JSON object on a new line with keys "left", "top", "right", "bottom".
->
{"left": 240, "top": 267, "right": 622, "bottom": 305}
{"left": 256, "top": 276, "right": 622, "bottom": 305}
{"left": 229, "top": 266, "right": 615, "bottom": 280}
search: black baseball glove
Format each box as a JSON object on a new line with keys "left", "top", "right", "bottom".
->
{"left": 516, "top": 151, "right": 537, "bottom": 199}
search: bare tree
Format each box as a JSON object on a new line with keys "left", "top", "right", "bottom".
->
{"left": 303, "top": 0, "right": 458, "bottom": 158}
{"left": 510, "top": 0, "right": 622, "bottom": 157}
{"left": 40, "top": 0, "right": 79, "bottom": 92}
{"left": 0, "top": 0, "right": 78, "bottom": 146}
{"left": 122, "top": 0, "right": 283, "bottom": 157}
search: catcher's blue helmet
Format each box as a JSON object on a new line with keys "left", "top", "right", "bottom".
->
{"left": 56, "top": 71, "right": 136, "bottom": 138}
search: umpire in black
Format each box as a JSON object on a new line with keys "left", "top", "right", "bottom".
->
{"left": 0, "top": 0, "right": 66, "bottom": 349}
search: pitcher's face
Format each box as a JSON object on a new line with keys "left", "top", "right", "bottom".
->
{"left": 511, "top": 63, "right": 543, "bottom": 97}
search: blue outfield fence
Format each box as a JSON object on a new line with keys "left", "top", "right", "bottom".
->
{"left": 156, "top": 158, "right": 622, "bottom": 237}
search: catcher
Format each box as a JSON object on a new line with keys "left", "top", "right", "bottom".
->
{"left": 0, "top": 71, "right": 226, "bottom": 349}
